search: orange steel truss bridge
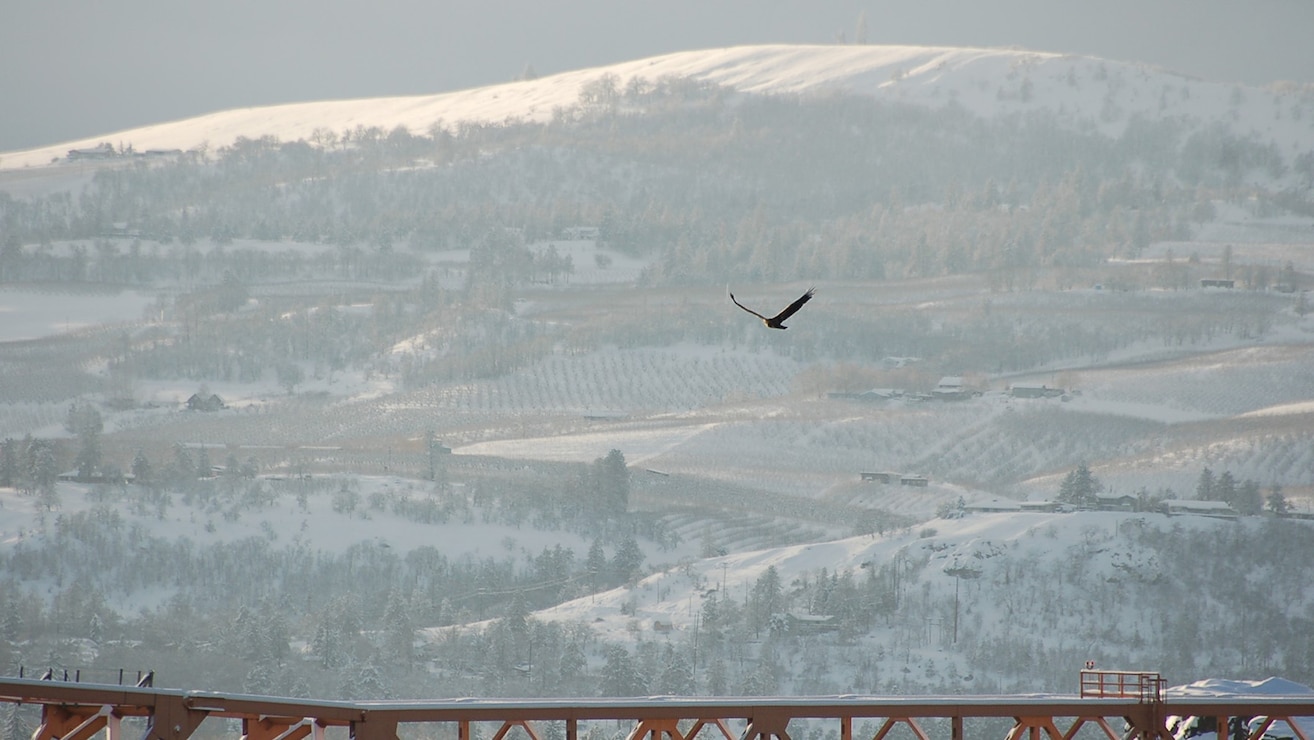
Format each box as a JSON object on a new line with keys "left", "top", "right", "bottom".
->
{"left": 3, "top": 671, "right": 1312, "bottom": 740}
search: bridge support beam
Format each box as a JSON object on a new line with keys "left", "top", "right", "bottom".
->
{"left": 742, "top": 710, "right": 791, "bottom": 740}
{"left": 34, "top": 704, "right": 121, "bottom": 740}
{"left": 243, "top": 717, "right": 320, "bottom": 740}
{"left": 1004, "top": 716, "right": 1064, "bottom": 740}
{"left": 1249, "top": 715, "right": 1310, "bottom": 740}
{"left": 688, "top": 718, "right": 735, "bottom": 740}
{"left": 143, "top": 695, "right": 207, "bottom": 740}
{"left": 1060, "top": 717, "right": 1119, "bottom": 740}
{"left": 628, "top": 718, "right": 685, "bottom": 740}
{"left": 349, "top": 716, "right": 397, "bottom": 740}
{"left": 869, "top": 717, "right": 930, "bottom": 740}
{"left": 492, "top": 720, "right": 543, "bottom": 740}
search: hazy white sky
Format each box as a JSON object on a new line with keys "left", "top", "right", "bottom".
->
{"left": 3, "top": 0, "right": 1312, "bottom": 152}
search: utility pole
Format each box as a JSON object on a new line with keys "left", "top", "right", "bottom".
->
{"left": 954, "top": 574, "right": 960, "bottom": 643}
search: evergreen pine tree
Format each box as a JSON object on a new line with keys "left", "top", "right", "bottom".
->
{"left": 559, "top": 638, "right": 588, "bottom": 693}
{"left": 195, "top": 447, "right": 212, "bottom": 479}
{"left": 1235, "top": 479, "right": 1261, "bottom": 515}
{"left": 701, "top": 594, "right": 723, "bottom": 651}
{"left": 340, "top": 658, "right": 389, "bottom": 700}
{"left": 748, "top": 566, "right": 784, "bottom": 636}
{"left": 71, "top": 404, "right": 103, "bottom": 481}
{"left": 170, "top": 444, "right": 194, "bottom": 488}
{"left": 383, "top": 592, "right": 415, "bottom": 666}
{"left": 3, "top": 702, "right": 22, "bottom": 740}
{"left": 656, "top": 645, "right": 694, "bottom": 695}
{"left": 25, "top": 439, "right": 59, "bottom": 509}
{"left": 3, "top": 598, "right": 22, "bottom": 642}
{"left": 130, "top": 450, "right": 153, "bottom": 487}
{"left": 312, "top": 622, "right": 345, "bottom": 669}
{"left": 1214, "top": 471, "right": 1237, "bottom": 507}
{"left": 1266, "top": 484, "right": 1290, "bottom": 517}
{"left": 706, "top": 656, "right": 728, "bottom": 696}
{"left": 599, "top": 644, "right": 643, "bottom": 696}
{"left": 1, "top": 437, "right": 18, "bottom": 488}
{"left": 586, "top": 540, "right": 607, "bottom": 589}
{"left": 593, "top": 449, "right": 629, "bottom": 516}
{"left": 242, "top": 659, "right": 278, "bottom": 695}
{"left": 262, "top": 609, "right": 291, "bottom": 663}
{"left": 1057, "top": 463, "right": 1100, "bottom": 508}
{"left": 611, "top": 535, "right": 643, "bottom": 583}
{"left": 1196, "top": 467, "right": 1215, "bottom": 500}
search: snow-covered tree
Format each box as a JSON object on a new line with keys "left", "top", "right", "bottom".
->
{"left": 1057, "top": 463, "right": 1101, "bottom": 508}
{"left": 599, "top": 644, "right": 643, "bottom": 696}
{"left": 611, "top": 534, "right": 643, "bottom": 583}
{"left": 66, "top": 404, "right": 103, "bottom": 481}
{"left": 1266, "top": 484, "right": 1290, "bottom": 517}
{"left": 1234, "top": 479, "right": 1262, "bottom": 515}
{"left": 130, "top": 449, "right": 153, "bottom": 487}
{"left": 383, "top": 592, "right": 415, "bottom": 666}
{"left": 24, "top": 438, "right": 59, "bottom": 509}
{"left": 342, "top": 659, "right": 389, "bottom": 700}
{"left": 748, "top": 566, "right": 784, "bottom": 636}
{"left": 0, "top": 437, "right": 16, "bottom": 487}
{"left": 655, "top": 645, "right": 694, "bottom": 695}
{"left": 706, "top": 656, "right": 728, "bottom": 695}
{"left": 1196, "top": 467, "right": 1215, "bottom": 500}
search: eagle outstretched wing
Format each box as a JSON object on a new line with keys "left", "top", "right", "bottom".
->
{"left": 729, "top": 287, "right": 814, "bottom": 329}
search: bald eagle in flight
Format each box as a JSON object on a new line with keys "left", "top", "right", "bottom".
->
{"left": 730, "top": 287, "right": 815, "bottom": 329}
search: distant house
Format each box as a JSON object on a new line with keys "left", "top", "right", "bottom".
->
{"left": 186, "top": 393, "right": 225, "bottom": 412}
{"left": 965, "top": 498, "right": 1022, "bottom": 513}
{"left": 1020, "top": 500, "right": 1061, "bottom": 513}
{"left": 1200, "top": 278, "right": 1235, "bottom": 289}
{"left": 1094, "top": 492, "right": 1137, "bottom": 511}
{"left": 67, "top": 143, "right": 116, "bottom": 160}
{"left": 933, "top": 376, "right": 974, "bottom": 401}
{"left": 562, "top": 226, "right": 600, "bottom": 240}
{"left": 1010, "top": 383, "right": 1064, "bottom": 399}
{"left": 1163, "top": 499, "right": 1238, "bottom": 518}
{"left": 861, "top": 471, "right": 898, "bottom": 484}
{"left": 828, "top": 388, "right": 903, "bottom": 402}
{"left": 785, "top": 612, "right": 839, "bottom": 634}
{"left": 937, "top": 376, "right": 964, "bottom": 392}
{"left": 899, "top": 475, "right": 930, "bottom": 487}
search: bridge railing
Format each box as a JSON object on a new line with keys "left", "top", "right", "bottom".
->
{"left": 1079, "top": 670, "right": 1166, "bottom": 702}
{"left": 4, "top": 676, "right": 1314, "bottom": 740}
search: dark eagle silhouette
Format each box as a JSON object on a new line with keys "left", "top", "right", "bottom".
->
{"left": 729, "top": 287, "right": 815, "bottom": 329}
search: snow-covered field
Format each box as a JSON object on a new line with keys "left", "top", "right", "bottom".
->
{"left": 0, "top": 286, "right": 159, "bottom": 342}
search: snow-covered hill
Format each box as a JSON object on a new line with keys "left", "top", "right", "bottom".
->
{"left": 5, "top": 44, "right": 1312, "bottom": 182}
{"left": 432, "top": 505, "right": 1314, "bottom": 693}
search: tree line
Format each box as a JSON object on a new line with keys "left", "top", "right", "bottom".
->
{"left": 4, "top": 79, "right": 1296, "bottom": 289}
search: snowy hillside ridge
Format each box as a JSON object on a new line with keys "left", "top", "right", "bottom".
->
{"left": 1169, "top": 678, "right": 1314, "bottom": 739}
{"left": 4, "top": 43, "right": 1311, "bottom": 172}
{"left": 442, "top": 510, "right": 1273, "bottom": 645}
{"left": 1172, "top": 677, "right": 1314, "bottom": 699}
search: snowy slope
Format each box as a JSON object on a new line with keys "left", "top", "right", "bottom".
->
{"left": 5, "top": 44, "right": 1311, "bottom": 177}
{"left": 1169, "top": 678, "right": 1314, "bottom": 740}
